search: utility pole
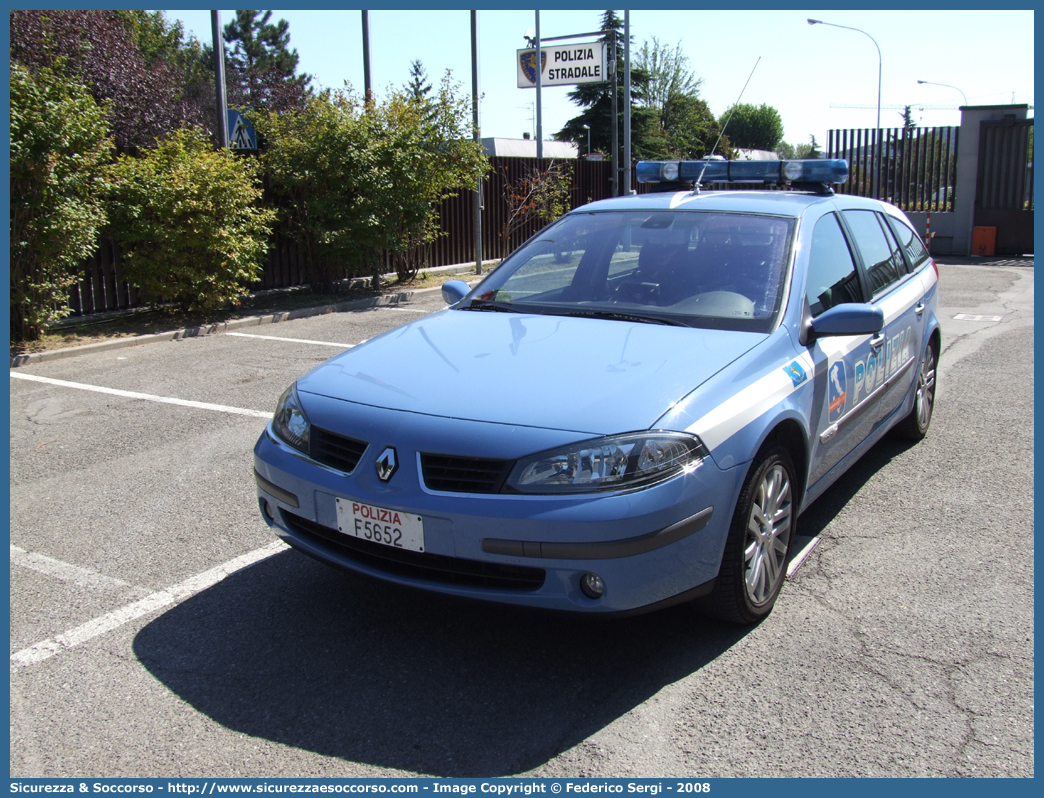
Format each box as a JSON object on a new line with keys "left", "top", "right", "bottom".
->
{"left": 623, "top": 10, "right": 631, "bottom": 195}
{"left": 471, "top": 11, "right": 484, "bottom": 276}
{"left": 610, "top": 35, "right": 618, "bottom": 196}
{"left": 211, "top": 11, "right": 228, "bottom": 149}
{"left": 361, "top": 11, "right": 372, "bottom": 104}
{"left": 361, "top": 10, "right": 378, "bottom": 288}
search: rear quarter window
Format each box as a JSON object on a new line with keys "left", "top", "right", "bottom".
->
{"left": 842, "top": 209, "right": 906, "bottom": 297}
{"left": 886, "top": 215, "right": 931, "bottom": 271}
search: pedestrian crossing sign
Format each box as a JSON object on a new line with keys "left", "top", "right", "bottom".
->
{"left": 227, "top": 110, "right": 257, "bottom": 151}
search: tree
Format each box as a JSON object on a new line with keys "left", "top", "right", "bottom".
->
{"left": 114, "top": 10, "right": 191, "bottom": 69}
{"left": 106, "top": 128, "right": 275, "bottom": 312}
{"left": 899, "top": 105, "right": 917, "bottom": 129}
{"left": 407, "top": 60, "right": 433, "bottom": 103}
{"left": 631, "top": 35, "right": 729, "bottom": 159}
{"left": 256, "top": 74, "right": 487, "bottom": 292}
{"left": 634, "top": 36, "right": 702, "bottom": 112}
{"left": 10, "top": 62, "right": 111, "bottom": 340}
{"left": 220, "top": 10, "right": 312, "bottom": 112}
{"left": 500, "top": 162, "right": 573, "bottom": 248}
{"left": 775, "top": 136, "right": 821, "bottom": 160}
{"left": 115, "top": 10, "right": 214, "bottom": 129}
{"left": 556, "top": 11, "right": 662, "bottom": 167}
{"left": 661, "top": 92, "right": 733, "bottom": 160}
{"left": 806, "top": 135, "right": 822, "bottom": 159}
{"left": 719, "top": 103, "right": 784, "bottom": 151}
{"left": 10, "top": 9, "right": 204, "bottom": 153}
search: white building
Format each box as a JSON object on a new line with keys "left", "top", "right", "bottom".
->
{"left": 481, "top": 137, "right": 579, "bottom": 159}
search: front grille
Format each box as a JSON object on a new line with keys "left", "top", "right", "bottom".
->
{"left": 420, "top": 453, "right": 513, "bottom": 493}
{"left": 282, "top": 511, "right": 545, "bottom": 591}
{"left": 311, "top": 427, "right": 368, "bottom": 473}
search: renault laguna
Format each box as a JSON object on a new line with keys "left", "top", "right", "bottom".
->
{"left": 253, "top": 158, "right": 940, "bottom": 623}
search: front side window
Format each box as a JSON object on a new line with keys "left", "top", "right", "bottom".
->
{"left": 805, "top": 213, "right": 862, "bottom": 317}
{"left": 842, "top": 210, "right": 907, "bottom": 296}
{"left": 469, "top": 210, "right": 796, "bottom": 333}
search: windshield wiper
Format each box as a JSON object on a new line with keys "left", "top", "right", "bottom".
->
{"left": 459, "top": 300, "right": 521, "bottom": 313}
{"left": 561, "top": 309, "right": 686, "bottom": 327}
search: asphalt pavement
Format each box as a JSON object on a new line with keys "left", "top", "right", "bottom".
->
{"left": 8, "top": 261, "right": 1034, "bottom": 778}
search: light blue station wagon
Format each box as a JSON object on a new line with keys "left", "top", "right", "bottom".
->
{"left": 253, "top": 159, "right": 940, "bottom": 623}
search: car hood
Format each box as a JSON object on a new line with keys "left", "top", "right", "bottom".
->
{"left": 297, "top": 310, "right": 765, "bottom": 434}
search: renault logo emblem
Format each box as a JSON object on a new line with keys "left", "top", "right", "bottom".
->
{"left": 375, "top": 447, "right": 398, "bottom": 482}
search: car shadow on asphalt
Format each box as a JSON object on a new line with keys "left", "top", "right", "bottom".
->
{"left": 133, "top": 549, "right": 749, "bottom": 777}
{"left": 133, "top": 432, "right": 919, "bottom": 777}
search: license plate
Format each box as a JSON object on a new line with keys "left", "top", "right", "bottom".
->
{"left": 335, "top": 498, "right": 425, "bottom": 553}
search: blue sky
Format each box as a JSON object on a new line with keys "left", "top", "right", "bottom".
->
{"left": 169, "top": 9, "right": 1034, "bottom": 147}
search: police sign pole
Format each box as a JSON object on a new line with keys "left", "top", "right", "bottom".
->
{"left": 534, "top": 13, "right": 541, "bottom": 159}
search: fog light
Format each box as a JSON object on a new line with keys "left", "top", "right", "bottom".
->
{"left": 262, "top": 500, "right": 275, "bottom": 521}
{"left": 580, "top": 573, "right": 605, "bottom": 599}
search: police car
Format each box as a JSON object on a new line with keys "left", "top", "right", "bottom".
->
{"left": 253, "top": 158, "right": 940, "bottom": 623}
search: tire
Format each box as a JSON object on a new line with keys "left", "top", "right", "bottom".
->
{"left": 894, "top": 340, "right": 937, "bottom": 441}
{"left": 703, "top": 445, "right": 797, "bottom": 624}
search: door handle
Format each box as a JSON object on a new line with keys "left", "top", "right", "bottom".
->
{"left": 870, "top": 334, "right": 885, "bottom": 350}
{"left": 915, "top": 302, "right": 925, "bottom": 317}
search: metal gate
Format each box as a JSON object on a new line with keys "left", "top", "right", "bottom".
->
{"left": 975, "top": 118, "right": 1034, "bottom": 255}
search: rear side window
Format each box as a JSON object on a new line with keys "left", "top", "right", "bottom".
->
{"left": 886, "top": 215, "right": 931, "bottom": 271}
{"left": 842, "top": 210, "right": 906, "bottom": 296}
{"left": 805, "top": 214, "right": 862, "bottom": 317}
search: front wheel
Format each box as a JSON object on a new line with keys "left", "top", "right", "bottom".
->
{"left": 703, "top": 445, "right": 796, "bottom": 624}
{"left": 894, "top": 341, "right": 937, "bottom": 440}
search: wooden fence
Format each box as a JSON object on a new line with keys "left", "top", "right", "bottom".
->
{"left": 70, "top": 156, "right": 614, "bottom": 316}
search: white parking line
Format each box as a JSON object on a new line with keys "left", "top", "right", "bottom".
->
{"left": 10, "top": 372, "right": 271, "bottom": 418}
{"left": 11, "top": 541, "right": 288, "bottom": 668}
{"left": 226, "top": 332, "right": 354, "bottom": 348}
{"left": 11, "top": 545, "right": 151, "bottom": 598}
{"left": 383, "top": 307, "right": 429, "bottom": 313}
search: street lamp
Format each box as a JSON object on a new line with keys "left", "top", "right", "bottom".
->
{"left": 582, "top": 123, "right": 591, "bottom": 156}
{"left": 917, "top": 79, "right": 969, "bottom": 106}
{"left": 808, "top": 18, "right": 881, "bottom": 133}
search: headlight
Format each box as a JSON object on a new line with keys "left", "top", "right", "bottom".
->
{"left": 505, "top": 431, "right": 707, "bottom": 494}
{"left": 272, "top": 383, "right": 311, "bottom": 455}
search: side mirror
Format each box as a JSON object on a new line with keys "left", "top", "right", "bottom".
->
{"left": 809, "top": 303, "right": 884, "bottom": 337}
{"left": 441, "top": 280, "right": 470, "bottom": 305}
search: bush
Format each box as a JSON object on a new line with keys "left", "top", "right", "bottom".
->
{"left": 254, "top": 93, "right": 374, "bottom": 293}
{"left": 255, "top": 74, "right": 487, "bottom": 292}
{"left": 107, "top": 128, "right": 275, "bottom": 311}
{"left": 10, "top": 62, "right": 111, "bottom": 341}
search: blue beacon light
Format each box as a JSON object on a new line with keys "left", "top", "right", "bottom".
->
{"left": 636, "top": 159, "right": 849, "bottom": 186}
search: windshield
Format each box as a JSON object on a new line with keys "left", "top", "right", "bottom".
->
{"left": 465, "top": 210, "right": 796, "bottom": 332}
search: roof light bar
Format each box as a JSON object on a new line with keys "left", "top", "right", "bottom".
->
{"left": 636, "top": 159, "right": 849, "bottom": 186}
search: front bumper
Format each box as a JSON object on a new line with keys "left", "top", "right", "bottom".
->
{"left": 253, "top": 403, "right": 742, "bottom": 613}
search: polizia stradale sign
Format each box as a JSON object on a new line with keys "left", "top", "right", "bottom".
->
{"left": 516, "top": 42, "right": 607, "bottom": 88}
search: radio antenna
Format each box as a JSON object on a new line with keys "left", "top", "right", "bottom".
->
{"left": 696, "top": 56, "right": 762, "bottom": 187}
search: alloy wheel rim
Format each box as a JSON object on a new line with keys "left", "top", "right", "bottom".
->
{"left": 744, "top": 463, "right": 793, "bottom": 606}
{"left": 916, "top": 348, "right": 937, "bottom": 430}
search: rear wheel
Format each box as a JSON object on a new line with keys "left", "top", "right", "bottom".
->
{"left": 703, "top": 445, "right": 796, "bottom": 624}
{"left": 894, "top": 341, "right": 937, "bottom": 440}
